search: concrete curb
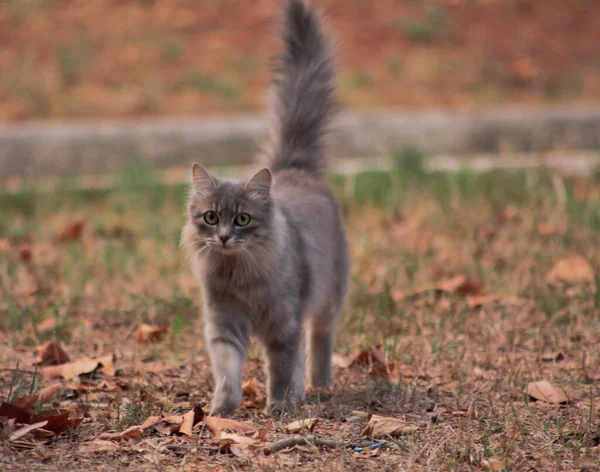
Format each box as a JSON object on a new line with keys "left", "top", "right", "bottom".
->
{"left": 1, "top": 106, "right": 600, "bottom": 178}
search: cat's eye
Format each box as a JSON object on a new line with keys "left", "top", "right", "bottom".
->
{"left": 234, "top": 213, "right": 251, "bottom": 226}
{"left": 203, "top": 211, "right": 219, "bottom": 225}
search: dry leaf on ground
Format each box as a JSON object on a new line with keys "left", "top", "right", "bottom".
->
{"left": 546, "top": 256, "right": 594, "bottom": 284}
{"left": 361, "top": 415, "right": 418, "bottom": 438}
{"left": 349, "top": 345, "right": 396, "bottom": 381}
{"left": 482, "top": 458, "right": 507, "bottom": 471}
{"left": 36, "top": 318, "right": 57, "bottom": 333}
{"left": 97, "top": 425, "right": 144, "bottom": 445}
{"left": 133, "top": 324, "right": 168, "bottom": 344}
{"left": 394, "top": 275, "right": 483, "bottom": 302}
{"left": 332, "top": 353, "right": 351, "bottom": 369}
{"left": 253, "top": 419, "right": 273, "bottom": 441}
{"left": 78, "top": 440, "right": 119, "bottom": 454}
{"left": 242, "top": 378, "right": 261, "bottom": 404}
{"left": 220, "top": 432, "right": 258, "bottom": 445}
{"left": 153, "top": 406, "right": 203, "bottom": 436}
{"left": 0, "top": 402, "right": 83, "bottom": 434}
{"left": 467, "top": 294, "right": 532, "bottom": 309}
{"left": 204, "top": 416, "right": 254, "bottom": 440}
{"left": 9, "top": 421, "right": 49, "bottom": 442}
{"left": 56, "top": 221, "right": 85, "bottom": 242}
{"left": 43, "top": 354, "right": 115, "bottom": 381}
{"left": 14, "top": 383, "right": 63, "bottom": 411}
{"left": 526, "top": 381, "right": 568, "bottom": 404}
{"left": 35, "top": 341, "right": 71, "bottom": 366}
{"left": 284, "top": 418, "right": 318, "bottom": 434}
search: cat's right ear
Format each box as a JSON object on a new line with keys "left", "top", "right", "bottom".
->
{"left": 191, "top": 163, "right": 216, "bottom": 194}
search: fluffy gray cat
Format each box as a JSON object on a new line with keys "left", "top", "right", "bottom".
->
{"left": 182, "top": 0, "right": 349, "bottom": 415}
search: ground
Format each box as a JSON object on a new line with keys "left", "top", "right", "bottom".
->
{"left": 0, "top": 0, "right": 599, "bottom": 122}
{"left": 1, "top": 152, "right": 600, "bottom": 470}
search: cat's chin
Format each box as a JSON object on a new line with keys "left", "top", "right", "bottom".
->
{"left": 210, "top": 245, "right": 245, "bottom": 255}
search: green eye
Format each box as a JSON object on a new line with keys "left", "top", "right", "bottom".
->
{"left": 204, "top": 211, "right": 219, "bottom": 225}
{"left": 234, "top": 213, "right": 251, "bottom": 226}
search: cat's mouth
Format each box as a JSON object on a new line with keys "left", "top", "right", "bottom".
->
{"left": 210, "top": 243, "right": 244, "bottom": 255}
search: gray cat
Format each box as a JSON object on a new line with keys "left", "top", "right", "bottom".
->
{"left": 181, "top": 0, "right": 349, "bottom": 415}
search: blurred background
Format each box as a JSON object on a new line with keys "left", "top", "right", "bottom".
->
{"left": 0, "top": 0, "right": 598, "bottom": 122}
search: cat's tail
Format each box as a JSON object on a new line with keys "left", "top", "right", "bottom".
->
{"left": 260, "top": 0, "right": 336, "bottom": 179}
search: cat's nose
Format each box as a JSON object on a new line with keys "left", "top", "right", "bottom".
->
{"left": 219, "top": 234, "right": 230, "bottom": 244}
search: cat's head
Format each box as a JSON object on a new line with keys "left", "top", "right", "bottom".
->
{"left": 186, "top": 163, "right": 273, "bottom": 256}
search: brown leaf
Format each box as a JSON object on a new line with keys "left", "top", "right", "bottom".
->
{"left": 43, "top": 354, "right": 115, "bottom": 381}
{"left": 97, "top": 425, "right": 144, "bottom": 445}
{"left": 13, "top": 383, "right": 63, "bottom": 411}
{"left": 253, "top": 419, "right": 273, "bottom": 441}
{"left": 332, "top": 353, "right": 351, "bottom": 369}
{"left": 133, "top": 324, "right": 168, "bottom": 344}
{"left": 0, "top": 402, "right": 82, "bottom": 434}
{"left": 79, "top": 440, "right": 119, "bottom": 454}
{"left": 526, "top": 381, "right": 568, "bottom": 404}
{"left": 394, "top": 275, "right": 483, "bottom": 302}
{"left": 220, "top": 432, "right": 258, "bottom": 445}
{"left": 18, "top": 244, "right": 32, "bottom": 263}
{"left": 35, "top": 341, "right": 71, "bottom": 366}
{"left": 482, "top": 458, "right": 507, "bottom": 471}
{"left": 467, "top": 294, "right": 531, "bottom": 309}
{"left": 547, "top": 256, "right": 594, "bottom": 284}
{"left": 361, "top": 415, "right": 418, "bottom": 438}
{"left": 204, "top": 416, "right": 254, "bottom": 440}
{"left": 56, "top": 220, "right": 85, "bottom": 243}
{"left": 349, "top": 345, "right": 394, "bottom": 381}
{"left": 140, "top": 416, "right": 161, "bottom": 430}
{"left": 541, "top": 352, "right": 565, "bottom": 363}
{"left": 37, "top": 318, "right": 57, "bottom": 333}
{"left": 9, "top": 421, "right": 49, "bottom": 442}
{"left": 242, "top": 378, "right": 260, "bottom": 403}
{"left": 179, "top": 410, "right": 195, "bottom": 436}
{"left": 284, "top": 418, "right": 318, "bottom": 434}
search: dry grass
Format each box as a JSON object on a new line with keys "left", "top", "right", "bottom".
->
{"left": 1, "top": 153, "right": 600, "bottom": 471}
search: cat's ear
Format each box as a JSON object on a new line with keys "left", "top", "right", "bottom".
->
{"left": 191, "top": 163, "right": 216, "bottom": 194}
{"left": 245, "top": 168, "right": 272, "bottom": 200}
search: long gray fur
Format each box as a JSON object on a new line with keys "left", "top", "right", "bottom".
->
{"left": 181, "top": 0, "right": 349, "bottom": 415}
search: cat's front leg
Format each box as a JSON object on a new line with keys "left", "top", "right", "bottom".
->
{"left": 204, "top": 322, "right": 248, "bottom": 415}
{"left": 264, "top": 330, "right": 305, "bottom": 413}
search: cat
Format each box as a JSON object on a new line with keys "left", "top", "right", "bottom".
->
{"left": 181, "top": 0, "right": 349, "bottom": 415}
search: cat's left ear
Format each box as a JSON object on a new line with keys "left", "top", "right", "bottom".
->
{"left": 192, "top": 163, "right": 216, "bottom": 194}
{"left": 244, "top": 168, "right": 272, "bottom": 200}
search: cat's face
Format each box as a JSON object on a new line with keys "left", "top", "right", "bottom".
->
{"left": 187, "top": 164, "right": 273, "bottom": 256}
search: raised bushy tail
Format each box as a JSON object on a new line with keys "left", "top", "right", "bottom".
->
{"left": 261, "top": 0, "right": 336, "bottom": 179}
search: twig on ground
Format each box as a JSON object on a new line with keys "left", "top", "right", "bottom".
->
{"left": 263, "top": 435, "right": 343, "bottom": 455}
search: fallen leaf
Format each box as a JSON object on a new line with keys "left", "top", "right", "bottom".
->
{"left": 35, "top": 341, "right": 71, "bottom": 366}
{"left": 18, "top": 244, "right": 32, "bottom": 262}
{"left": 482, "top": 458, "right": 506, "bottom": 471}
{"left": 242, "top": 378, "right": 260, "bottom": 403}
{"left": 98, "top": 425, "right": 144, "bottom": 445}
{"left": 36, "top": 318, "right": 57, "bottom": 333}
{"left": 349, "top": 345, "right": 394, "bottom": 381}
{"left": 79, "top": 440, "right": 119, "bottom": 454}
{"left": 179, "top": 410, "right": 195, "bottom": 436}
{"left": 394, "top": 275, "right": 483, "bottom": 302}
{"left": 14, "top": 383, "right": 63, "bottom": 411}
{"left": 284, "top": 418, "right": 318, "bottom": 434}
{"left": 133, "top": 324, "right": 168, "bottom": 344}
{"left": 220, "top": 432, "right": 258, "bottom": 445}
{"left": 253, "top": 419, "right": 273, "bottom": 441}
{"left": 204, "top": 416, "right": 254, "bottom": 440}
{"left": 140, "top": 416, "right": 161, "bottom": 430}
{"left": 43, "top": 354, "right": 115, "bottom": 381}
{"left": 332, "top": 353, "right": 351, "bottom": 369}
{"left": 0, "top": 402, "right": 83, "bottom": 434}
{"left": 526, "top": 381, "right": 568, "bottom": 404}
{"left": 547, "top": 256, "right": 594, "bottom": 284}
{"left": 361, "top": 415, "right": 418, "bottom": 438}
{"left": 467, "top": 294, "right": 531, "bottom": 309}
{"left": 541, "top": 351, "right": 565, "bottom": 363}
{"left": 9, "top": 421, "right": 49, "bottom": 442}
{"left": 56, "top": 220, "right": 85, "bottom": 243}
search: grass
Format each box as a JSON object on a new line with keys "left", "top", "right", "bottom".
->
{"left": 1, "top": 154, "right": 600, "bottom": 470}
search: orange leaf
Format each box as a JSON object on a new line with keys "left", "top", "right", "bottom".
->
{"left": 133, "top": 324, "right": 168, "bottom": 344}
{"left": 526, "top": 381, "right": 568, "bottom": 404}
{"left": 361, "top": 415, "right": 418, "bottom": 437}
{"left": 56, "top": 220, "right": 85, "bottom": 243}
{"left": 35, "top": 341, "right": 71, "bottom": 366}
{"left": 97, "top": 425, "right": 144, "bottom": 445}
{"left": 43, "top": 354, "right": 115, "bottom": 381}
{"left": 204, "top": 416, "right": 254, "bottom": 440}
{"left": 546, "top": 256, "right": 594, "bottom": 284}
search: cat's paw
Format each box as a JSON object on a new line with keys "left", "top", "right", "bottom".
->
{"left": 211, "top": 394, "right": 242, "bottom": 416}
